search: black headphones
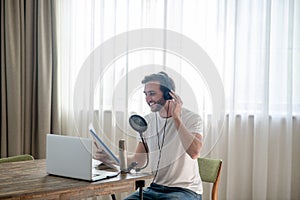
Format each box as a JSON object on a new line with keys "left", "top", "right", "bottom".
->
{"left": 157, "top": 72, "right": 173, "bottom": 100}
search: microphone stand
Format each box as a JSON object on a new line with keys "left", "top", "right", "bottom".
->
{"left": 137, "top": 132, "right": 149, "bottom": 171}
{"left": 128, "top": 114, "right": 150, "bottom": 200}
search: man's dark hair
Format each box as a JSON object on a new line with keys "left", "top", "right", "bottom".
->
{"left": 141, "top": 72, "right": 175, "bottom": 100}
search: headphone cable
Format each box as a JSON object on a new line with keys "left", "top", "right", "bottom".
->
{"left": 152, "top": 104, "right": 169, "bottom": 182}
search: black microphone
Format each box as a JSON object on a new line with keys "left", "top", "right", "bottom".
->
{"left": 129, "top": 114, "right": 148, "bottom": 134}
{"left": 129, "top": 114, "right": 149, "bottom": 171}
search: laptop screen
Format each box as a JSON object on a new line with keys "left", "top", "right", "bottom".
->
{"left": 46, "top": 134, "right": 93, "bottom": 180}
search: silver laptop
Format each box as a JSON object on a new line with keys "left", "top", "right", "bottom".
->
{"left": 46, "top": 134, "right": 120, "bottom": 181}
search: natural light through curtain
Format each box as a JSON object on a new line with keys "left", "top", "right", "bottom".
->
{"left": 57, "top": 0, "right": 300, "bottom": 199}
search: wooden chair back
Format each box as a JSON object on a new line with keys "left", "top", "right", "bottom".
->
{"left": 198, "top": 157, "right": 222, "bottom": 200}
{"left": 0, "top": 154, "right": 34, "bottom": 164}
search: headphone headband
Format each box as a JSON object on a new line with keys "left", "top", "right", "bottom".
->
{"left": 157, "top": 72, "right": 172, "bottom": 90}
{"left": 157, "top": 72, "right": 173, "bottom": 100}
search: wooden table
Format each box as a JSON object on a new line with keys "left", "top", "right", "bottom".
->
{"left": 0, "top": 159, "right": 152, "bottom": 199}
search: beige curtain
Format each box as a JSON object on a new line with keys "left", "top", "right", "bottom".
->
{"left": 204, "top": 115, "right": 300, "bottom": 200}
{"left": 0, "top": 0, "right": 60, "bottom": 159}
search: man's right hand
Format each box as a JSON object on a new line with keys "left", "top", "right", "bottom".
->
{"left": 93, "top": 141, "right": 119, "bottom": 166}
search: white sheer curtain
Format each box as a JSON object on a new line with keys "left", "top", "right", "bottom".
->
{"left": 57, "top": 0, "right": 300, "bottom": 200}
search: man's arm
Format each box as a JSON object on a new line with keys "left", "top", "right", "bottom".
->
{"left": 174, "top": 117, "right": 203, "bottom": 159}
{"left": 94, "top": 141, "right": 148, "bottom": 168}
{"left": 169, "top": 91, "right": 203, "bottom": 159}
{"left": 127, "top": 142, "right": 148, "bottom": 168}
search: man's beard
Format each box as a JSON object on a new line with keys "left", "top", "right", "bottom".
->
{"left": 156, "top": 97, "right": 166, "bottom": 106}
{"left": 151, "top": 97, "right": 166, "bottom": 112}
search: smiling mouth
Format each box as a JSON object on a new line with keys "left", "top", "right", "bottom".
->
{"left": 149, "top": 102, "right": 155, "bottom": 106}
{"left": 149, "top": 102, "right": 157, "bottom": 109}
{"left": 150, "top": 101, "right": 162, "bottom": 108}
{"left": 149, "top": 102, "right": 164, "bottom": 111}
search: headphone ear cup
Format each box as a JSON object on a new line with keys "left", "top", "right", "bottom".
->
{"left": 164, "top": 89, "right": 172, "bottom": 100}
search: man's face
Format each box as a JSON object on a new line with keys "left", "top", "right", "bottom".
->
{"left": 143, "top": 81, "right": 166, "bottom": 112}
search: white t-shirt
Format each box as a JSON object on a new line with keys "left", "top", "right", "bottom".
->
{"left": 143, "top": 108, "right": 203, "bottom": 194}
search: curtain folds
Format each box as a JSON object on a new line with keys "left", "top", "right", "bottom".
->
{"left": 205, "top": 115, "right": 300, "bottom": 200}
{"left": 0, "top": 0, "right": 59, "bottom": 158}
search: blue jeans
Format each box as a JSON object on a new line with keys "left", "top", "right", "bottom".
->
{"left": 123, "top": 183, "right": 202, "bottom": 200}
